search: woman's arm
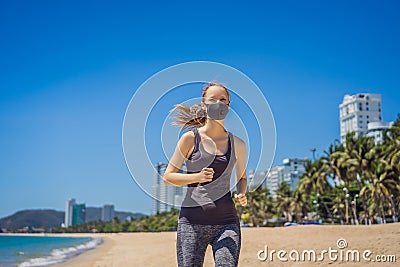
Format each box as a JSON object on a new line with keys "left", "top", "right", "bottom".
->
{"left": 234, "top": 136, "right": 248, "bottom": 206}
{"left": 163, "top": 131, "right": 213, "bottom": 186}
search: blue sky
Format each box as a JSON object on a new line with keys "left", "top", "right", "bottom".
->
{"left": 1, "top": 0, "right": 399, "bottom": 217}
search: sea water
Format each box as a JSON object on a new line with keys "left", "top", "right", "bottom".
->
{"left": 0, "top": 235, "right": 103, "bottom": 266}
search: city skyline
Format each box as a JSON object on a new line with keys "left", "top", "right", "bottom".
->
{"left": 1, "top": 1, "right": 400, "bottom": 218}
{"left": 64, "top": 198, "right": 116, "bottom": 227}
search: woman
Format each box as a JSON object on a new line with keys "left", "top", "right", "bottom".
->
{"left": 164, "top": 82, "right": 248, "bottom": 267}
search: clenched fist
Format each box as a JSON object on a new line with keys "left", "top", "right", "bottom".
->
{"left": 234, "top": 193, "right": 247, "bottom": 206}
{"left": 195, "top": 167, "right": 214, "bottom": 183}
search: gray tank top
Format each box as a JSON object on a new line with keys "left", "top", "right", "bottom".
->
{"left": 178, "top": 127, "right": 240, "bottom": 225}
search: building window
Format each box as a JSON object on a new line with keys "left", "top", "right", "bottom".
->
{"left": 366, "top": 107, "right": 369, "bottom": 111}
{"left": 367, "top": 115, "right": 369, "bottom": 118}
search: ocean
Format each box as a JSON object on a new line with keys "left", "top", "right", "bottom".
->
{"left": 0, "top": 235, "right": 103, "bottom": 267}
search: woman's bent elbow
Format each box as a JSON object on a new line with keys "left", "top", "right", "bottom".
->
{"left": 163, "top": 173, "right": 169, "bottom": 183}
{"left": 163, "top": 173, "right": 174, "bottom": 185}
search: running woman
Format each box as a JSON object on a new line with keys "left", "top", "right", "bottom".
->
{"left": 164, "top": 82, "right": 248, "bottom": 267}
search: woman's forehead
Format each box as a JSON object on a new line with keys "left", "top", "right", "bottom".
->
{"left": 204, "top": 85, "right": 228, "bottom": 97}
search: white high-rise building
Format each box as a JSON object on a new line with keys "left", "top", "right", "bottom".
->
{"left": 102, "top": 204, "right": 115, "bottom": 222}
{"left": 152, "top": 162, "right": 166, "bottom": 214}
{"left": 152, "top": 162, "right": 187, "bottom": 214}
{"left": 264, "top": 166, "right": 285, "bottom": 198}
{"left": 64, "top": 198, "right": 76, "bottom": 228}
{"left": 282, "top": 158, "right": 307, "bottom": 191}
{"left": 339, "top": 93, "right": 382, "bottom": 143}
{"left": 258, "top": 158, "right": 308, "bottom": 198}
{"left": 247, "top": 169, "right": 267, "bottom": 191}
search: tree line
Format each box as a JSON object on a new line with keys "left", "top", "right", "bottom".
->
{"left": 51, "top": 208, "right": 180, "bottom": 233}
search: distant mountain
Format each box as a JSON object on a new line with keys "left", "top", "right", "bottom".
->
{"left": 0, "top": 209, "right": 64, "bottom": 231}
{"left": 0, "top": 208, "right": 147, "bottom": 231}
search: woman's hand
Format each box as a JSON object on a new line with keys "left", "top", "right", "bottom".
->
{"left": 234, "top": 193, "right": 247, "bottom": 206}
{"left": 195, "top": 167, "right": 214, "bottom": 183}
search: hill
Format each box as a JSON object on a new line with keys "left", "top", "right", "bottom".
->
{"left": 0, "top": 208, "right": 146, "bottom": 231}
{"left": 0, "top": 209, "right": 64, "bottom": 231}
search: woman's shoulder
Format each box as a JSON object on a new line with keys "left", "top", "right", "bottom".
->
{"left": 229, "top": 133, "right": 247, "bottom": 158}
{"left": 230, "top": 133, "right": 246, "bottom": 146}
{"left": 178, "top": 128, "right": 196, "bottom": 144}
{"left": 180, "top": 128, "right": 195, "bottom": 138}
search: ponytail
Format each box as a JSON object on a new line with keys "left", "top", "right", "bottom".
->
{"left": 170, "top": 103, "right": 207, "bottom": 129}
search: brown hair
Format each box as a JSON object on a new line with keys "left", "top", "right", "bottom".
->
{"left": 170, "top": 82, "right": 231, "bottom": 129}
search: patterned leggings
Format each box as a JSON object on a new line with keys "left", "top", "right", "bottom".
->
{"left": 176, "top": 223, "right": 241, "bottom": 267}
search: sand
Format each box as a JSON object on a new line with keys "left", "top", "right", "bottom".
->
{"left": 52, "top": 223, "right": 400, "bottom": 267}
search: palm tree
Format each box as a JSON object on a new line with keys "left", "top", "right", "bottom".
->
{"left": 383, "top": 115, "right": 400, "bottom": 178}
{"left": 361, "top": 159, "right": 399, "bottom": 224}
{"left": 380, "top": 115, "right": 400, "bottom": 222}
{"left": 329, "top": 133, "right": 376, "bottom": 224}
{"left": 328, "top": 141, "right": 349, "bottom": 186}
{"left": 297, "top": 158, "right": 333, "bottom": 220}
{"left": 275, "top": 182, "right": 293, "bottom": 221}
{"left": 332, "top": 196, "right": 345, "bottom": 224}
{"left": 290, "top": 189, "right": 310, "bottom": 223}
{"left": 385, "top": 138, "right": 400, "bottom": 177}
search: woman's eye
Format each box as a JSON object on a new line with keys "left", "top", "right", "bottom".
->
{"left": 206, "top": 98, "right": 217, "bottom": 103}
{"left": 204, "top": 97, "right": 228, "bottom": 104}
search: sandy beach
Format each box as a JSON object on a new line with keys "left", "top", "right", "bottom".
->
{"left": 50, "top": 223, "right": 400, "bottom": 267}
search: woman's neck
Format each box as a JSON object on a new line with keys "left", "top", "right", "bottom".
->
{"left": 202, "top": 119, "right": 227, "bottom": 138}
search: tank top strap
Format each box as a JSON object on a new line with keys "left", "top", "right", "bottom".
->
{"left": 227, "top": 131, "right": 235, "bottom": 160}
{"left": 192, "top": 127, "right": 201, "bottom": 152}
